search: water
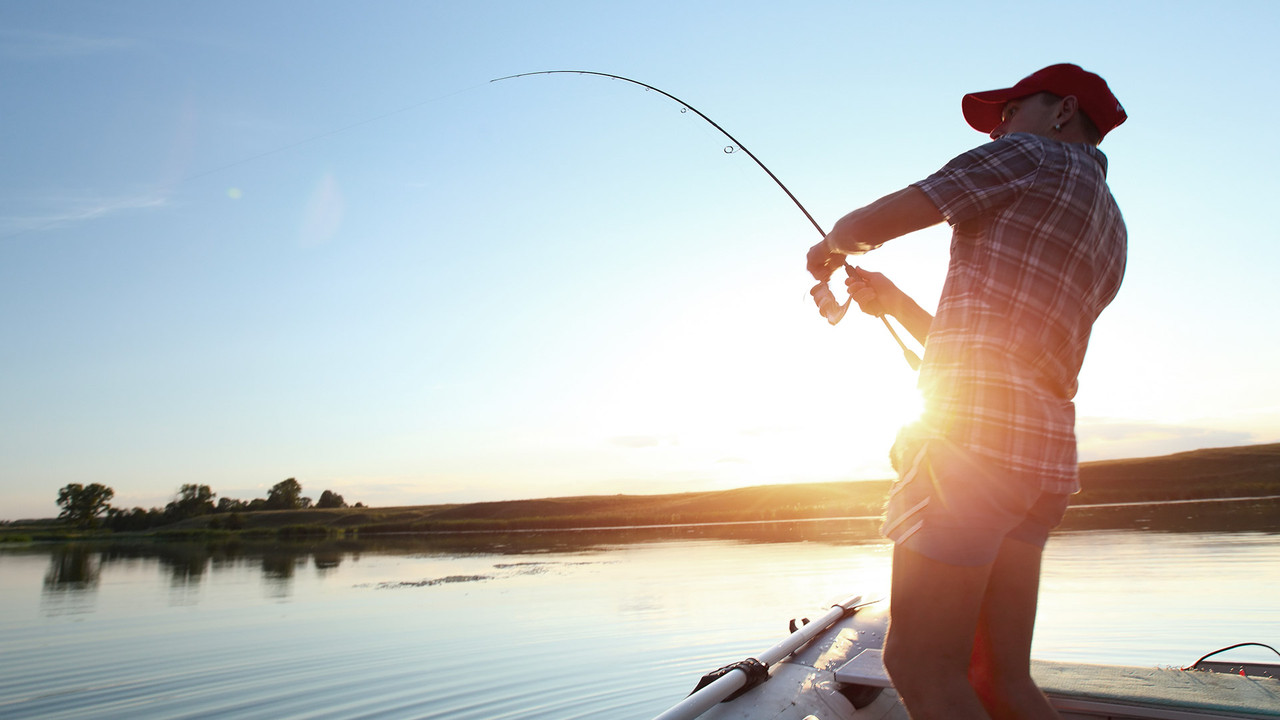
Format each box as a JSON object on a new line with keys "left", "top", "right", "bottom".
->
{"left": 2, "top": 502, "right": 1278, "bottom": 719}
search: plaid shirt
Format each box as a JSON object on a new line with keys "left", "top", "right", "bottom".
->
{"left": 905, "top": 133, "right": 1127, "bottom": 493}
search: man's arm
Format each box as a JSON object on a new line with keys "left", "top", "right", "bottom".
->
{"left": 806, "top": 186, "right": 944, "bottom": 281}
{"left": 847, "top": 267, "right": 933, "bottom": 347}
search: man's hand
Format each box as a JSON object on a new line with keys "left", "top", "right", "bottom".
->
{"left": 807, "top": 239, "right": 843, "bottom": 282}
{"left": 845, "top": 267, "right": 897, "bottom": 317}
{"left": 847, "top": 266, "right": 935, "bottom": 347}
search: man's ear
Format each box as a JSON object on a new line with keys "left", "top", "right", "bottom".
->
{"left": 1056, "top": 95, "right": 1080, "bottom": 126}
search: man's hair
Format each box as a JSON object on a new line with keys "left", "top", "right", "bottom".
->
{"left": 1077, "top": 111, "right": 1103, "bottom": 146}
{"left": 1038, "top": 92, "right": 1103, "bottom": 145}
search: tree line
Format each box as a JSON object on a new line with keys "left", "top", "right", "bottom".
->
{"left": 55, "top": 479, "right": 361, "bottom": 531}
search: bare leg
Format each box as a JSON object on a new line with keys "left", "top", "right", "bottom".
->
{"left": 883, "top": 544, "right": 992, "bottom": 720}
{"left": 968, "top": 537, "right": 1062, "bottom": 720}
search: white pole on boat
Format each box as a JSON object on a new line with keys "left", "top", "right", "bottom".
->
{"left": 651, "top": 595, "right": 868, "bottom": 720}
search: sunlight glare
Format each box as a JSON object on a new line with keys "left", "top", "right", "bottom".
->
{"left": 577, "top": 286, "right": 924, "bottom": 489}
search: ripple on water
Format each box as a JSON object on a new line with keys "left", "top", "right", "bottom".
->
{"left": 1, "top": 527, "right": 1277, "bottom": 719}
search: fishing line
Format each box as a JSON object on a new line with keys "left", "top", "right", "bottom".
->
{"left": 491, "top": 70, "right": 921, "bottom": 370}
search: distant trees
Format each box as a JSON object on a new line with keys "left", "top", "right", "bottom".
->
{"left": 266, "top": 478, "right": 309, "bottom": 510}
{"left": 56, "top": 483, "right": 115, "bottom": 529}
{"left": 57, "top": 477, "right": 360, "bottom": 533}
{"left": 165, "top": 484, "right": 216, "bottom": 521}
{"left": 316, "top": 490, "right": 346, "bottom": 509}
{"left": 105, "top": 506, "right": 166, "bottom": 532}
{"left": 217, "top": 497, "right": 249, "bottom": 513}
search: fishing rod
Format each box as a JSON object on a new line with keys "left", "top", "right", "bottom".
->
{"left": 490, "top": 70, "right": 921, "bottom": 371}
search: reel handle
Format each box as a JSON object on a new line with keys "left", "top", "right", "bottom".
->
{"left": 812, "top": 264, "right": 922, "bottom": 371}
{"left": 809, "top": 281, "right": 850, "bottom": 325}
{"left": 808, "top": 264, "right": 858, "bottom": 325}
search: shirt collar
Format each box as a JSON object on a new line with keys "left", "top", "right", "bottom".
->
{"left": 1080, "top": 143, "right": 1109, "bottom": 177}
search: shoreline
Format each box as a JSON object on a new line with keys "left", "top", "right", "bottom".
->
{"left": 5, "top": 494, "right": 1279, "bottom": 544}
{"left": 5, "top": 443, "right": 1279, "bottom": 540}
{"left": 367, "top": 493, "right": 1280, "bottom": 537}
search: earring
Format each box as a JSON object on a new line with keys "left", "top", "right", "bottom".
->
{"left": 1053, "top": 124, "right": 1062, "bottom": 131}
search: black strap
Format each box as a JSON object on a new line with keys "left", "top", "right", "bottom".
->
{"left": 689, "top": 657, "right": 769, "bottom": 702}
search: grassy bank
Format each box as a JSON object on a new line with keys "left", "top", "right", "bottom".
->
{"left": 5, "top": 442, "right": 1278, "bottom": 540}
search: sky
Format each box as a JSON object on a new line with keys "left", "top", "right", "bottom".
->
{"left": 2, "top": 1, "right": 1278, "bottom": 520}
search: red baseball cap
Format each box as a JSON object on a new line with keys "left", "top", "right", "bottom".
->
{"left": 961, "top": 63, "right": 1127, "bottom": 140}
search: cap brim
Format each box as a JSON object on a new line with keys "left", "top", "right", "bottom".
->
{"left": 961, "top": 88, "right": 1020, "bottom": 134}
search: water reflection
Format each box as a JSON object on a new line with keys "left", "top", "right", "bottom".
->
{"left": 313, "top": 549, "right": 343, "bottom": 573}
{"left": 42, "top": 544, "right": 102, "bottom": 590}
{"left": 6, "top": 497, "right": 1277, "bottom": 720}
{"left": 261, "top": 552, "right": 300, "bottom": 580}
{"left": 160, "top": 546, "right": 210, "bottom": 585}
{"left": 20, "top": 496, "right": 1279, "bottom": 615}
{"left": 40, "top": 544, "right": 103, "bottom": 616}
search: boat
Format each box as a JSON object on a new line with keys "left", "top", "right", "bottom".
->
{"left": 652, "top": 595, "right": 1280, "bottom": 720}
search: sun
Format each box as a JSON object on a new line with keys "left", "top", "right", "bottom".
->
{"left": 573, "top": 288, "right": 925, "bottom": 489}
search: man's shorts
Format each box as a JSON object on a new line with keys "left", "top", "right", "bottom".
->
{"left": 881, "top": 437, "right": 1071, "bottom": 566}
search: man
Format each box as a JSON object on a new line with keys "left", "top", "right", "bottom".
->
{"left": 806, "top": 64, "right": 1127, "bottom": 719}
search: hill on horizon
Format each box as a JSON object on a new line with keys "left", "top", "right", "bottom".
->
{"left": 139, "top": 441, "right": 1280, "bottom": 535}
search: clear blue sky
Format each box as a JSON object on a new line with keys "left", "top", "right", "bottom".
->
{"left": 3, "top": 1, "right": 1277, "bottom": 519}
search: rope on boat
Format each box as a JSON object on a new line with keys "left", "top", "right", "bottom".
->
{"left": 1185, "top": 642, "right": 1280, "bottom": 671}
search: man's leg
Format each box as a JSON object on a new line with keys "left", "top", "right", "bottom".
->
{"left": 968, "top": 537, "right": 1062, "bottom": 720}
{"left": 883, "top": 543, "right": 993, "bottom": 720}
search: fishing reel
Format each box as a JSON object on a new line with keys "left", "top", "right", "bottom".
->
{"left": 811, "top": 263, "right": 922, "bottom": 371}
{"left": 809, "top": 263, "right": 857, "bottom": 326}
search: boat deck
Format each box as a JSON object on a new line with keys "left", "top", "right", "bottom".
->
{"left": 835, "top": 645, "right": 1280, "bottom": 719}
{"left": 696, "top": 601, "right": 1280, "bottom": 720}
{"left": 1036, "top": 661, "right": 1280, "bottom": 720}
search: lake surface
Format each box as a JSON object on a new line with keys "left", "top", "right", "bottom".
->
{"left": 2, "top": 500, "right": 1279, "bottom": 719}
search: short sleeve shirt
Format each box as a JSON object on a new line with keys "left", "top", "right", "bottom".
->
{"left": 907, "top": 133, "right": 1127, "bottom": 493}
